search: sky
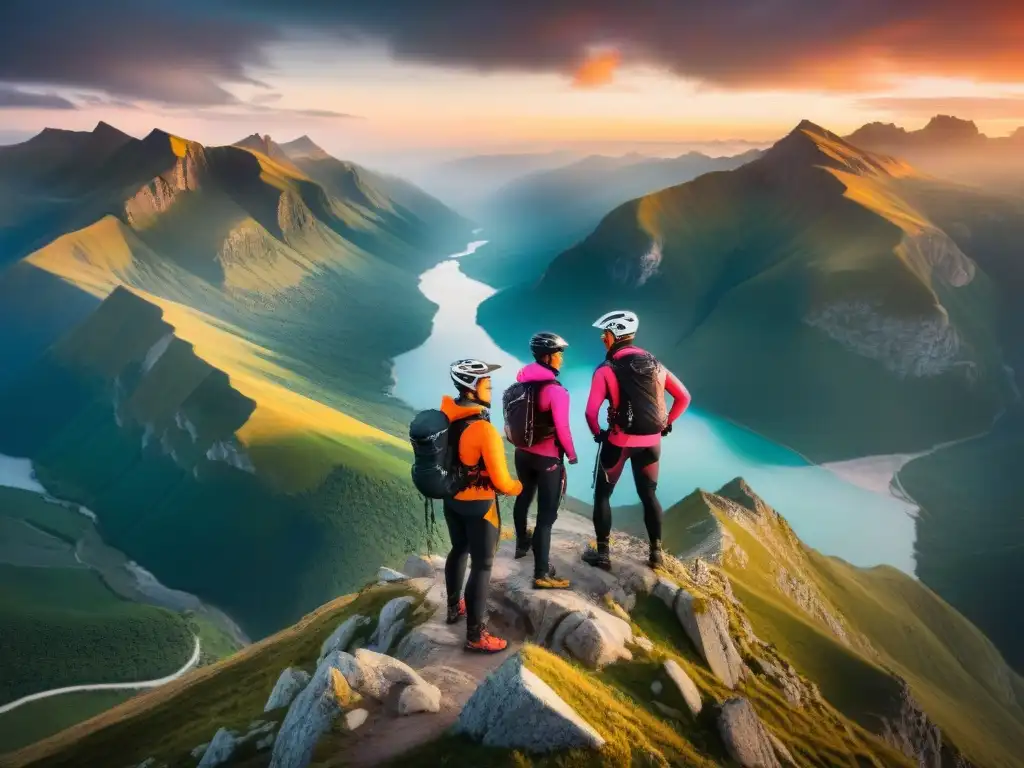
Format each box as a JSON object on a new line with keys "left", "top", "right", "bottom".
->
{"left": 1, "top": 0, "right": 1023, "bottom": 163}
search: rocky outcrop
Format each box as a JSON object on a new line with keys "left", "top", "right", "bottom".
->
{"left": 662, "top": 659, "right": 702, "bottom": 717}
{"left": 717, "top": 698, "right": 782, "bottom": 768}
{"left": 456, "top": 653, "right": 605, "bottom": 753}
{"left": 197, "top": 727, "right": 237, "bottom": 768}
{"left": 124, "top": 145, "right": 206, "bottom": 226}
{"left": 881, "top": 681, "right": 946, "bottom": 768}
{"left": 378, "top": 567, "right": 408, "bottom": 583}
{"left": 334, "top": 648, "right": 440, "bottom": 714}
{"left": 655, "top": 579, "right": 745, "bottom": 688}
{"left": 270, "top": 652, "right": 354, "bottom": 768}
{"left": 318, "top": 614, "right": 370, "bottom": 663}
{"left": 265, "top": 667, "right": 312, "bottom": 712}
{"left": 367, "top": 596, "right": 416, "bottom": 654}
{"left": 402, "top": 554, "right": 438, "bottom": 579}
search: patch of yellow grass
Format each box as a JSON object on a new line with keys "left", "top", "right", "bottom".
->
{"left": 169, "top": 135, "right": 191, "bottom": 158}
{"left": 25, "top": 216, "right": 139, "bottom": 298}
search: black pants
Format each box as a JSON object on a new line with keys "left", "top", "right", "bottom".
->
{"left": 513, "top": 450, "right": 566, "bottom": 578}
{"left": 444, "top": 498, "right": 500, "bottom": 640}
{"left": 593, "top": 441, "right": 662, "bottom": 546}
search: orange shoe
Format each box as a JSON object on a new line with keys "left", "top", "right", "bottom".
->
{"left": 446, "top": 598, "right": 466, "bottom": 625}
{"left": 464, "top": 629, "right": 508, "bottom": 654}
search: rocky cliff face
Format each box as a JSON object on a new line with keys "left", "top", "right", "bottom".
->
{"left": 124, "top": 143, "right": 208, "bottom": 227}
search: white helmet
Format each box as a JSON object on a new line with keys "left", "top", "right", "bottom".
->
{"left": 450, "top": 359, "right": 501, "bottom": 393}
{"left": 592, "top": 310, "right": 639, "bottom": 339}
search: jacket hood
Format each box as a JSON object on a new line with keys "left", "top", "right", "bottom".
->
{"left": 440, "top": 395, "right": 486, "bottom": 422}
{"left": 517, "top": 362, "right": 558, "bottom": 384}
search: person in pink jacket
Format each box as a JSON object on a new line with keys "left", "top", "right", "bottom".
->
{"left": 583, "top": 311, "right": 691, "bottom": 570}
{"left": 511, "top": 332, "right": 578, "bottom": 589}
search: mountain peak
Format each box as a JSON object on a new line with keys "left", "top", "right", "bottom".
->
{"left": 761, "top": 119, "right": 912, "bottom": 180}
{"left": 279, "top": 134, "right": 330, "bottom": 160}
{"left": 920, "top": 114, "right": 981, "bottom": 143}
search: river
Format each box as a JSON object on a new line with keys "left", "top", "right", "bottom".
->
{"left": 393, "top": 238, "right": 918, "bottom": 574}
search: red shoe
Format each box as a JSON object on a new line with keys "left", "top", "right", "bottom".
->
{"left": 446, "top": 598, "right": 466, "bottom": 625}
{"left": 464, "top": 629, "right": 508, "bottom": 654}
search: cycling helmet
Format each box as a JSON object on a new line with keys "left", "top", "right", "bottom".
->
{"left": 529, "top": 332, "right": 569, "bottom": 357}
{"left": 592, "top": 310, "right": 639, "bottom": 339}
{"left": 450, "top": 359, "right": 501, "bottom": 393}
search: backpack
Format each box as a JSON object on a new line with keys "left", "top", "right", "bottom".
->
{"left": 502, "top": 381, "right": 557, "bottom": 449}
{"left": 409, "top": 409, "right": 479, "bottom": 501}
{"left": 606, "top": 352, "right": 668, "bottom": 436}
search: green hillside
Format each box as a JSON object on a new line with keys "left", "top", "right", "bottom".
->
{"left": 463, "top": 149, "right": 761, "bottom": 288}
{"left": 479, "top": 121, "right": 1017, "bottom": 461}
{"left": 657, "top": 480, "right": 1024, "bottom": 768}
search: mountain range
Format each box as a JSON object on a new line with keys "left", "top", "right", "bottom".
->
{"left": 462, "top": 149, "right": 763, "bottom": 287}
{"left": 845, "top": 115, "right": 1024, "bottom": 193}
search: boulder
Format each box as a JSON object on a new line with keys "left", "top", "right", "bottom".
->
{"left": 318, "top": 615, "right": 371, "bottom": 663}
{"left": 369, "top": 618, "right": 406, "bottom": 655}
{"left": 652, "top": 577, "right": 680, "bottom": 610}
{"left": 344, "top": 648, "right": 429, "bottom": 702}
{"left": 269, "top": 651, "right": 354, "bottom": 768}
{"left": 368, "top": 596, "right": 416, "bottom": 652}
{"left": 663, "top": 659, "right": 702, "bottom": 717}
{"left": 717, "top": 698, "right": 781, "bottom": 768}
{"left": 397, "top": 682, "right": 443, "bottom": 715}
{"left": 403, "top": 555, "right": 436, "bottom": 579}
{"left": 456, "top": 653, "right": 605, "bottom": 753}
{"left": 674, "top": 590, "right": 745, "bottom": 688}
{"left": 563, "top": 613, "right": 633, "bottom": 668}
{"left": 378, "top": 567, "right": 408, "bottom": 583}
{"left": 197, "top": 727, "right": 237, "bottom": 768}
{"left": 265, "top": 668, "right": 312, "bottom": 712}
{"left": 550, "top": 611, "right": 587, "bottom": 655}
{"left": 190, "top": 744, "right": 208, "bottom": 759}
{"left": 394, "top": 627, "right": 434, "bottom": 667}
{"left": 345, "top": 708, "right": 369, "bottom": 731}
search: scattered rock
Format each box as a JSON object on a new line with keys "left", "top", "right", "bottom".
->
{"left": 751, "top": 657, "right": 804, "bottom": 707}
{"left": 632, "top": 636, "right": 654, "bottom": 653}
{"left": 256, "top": 734, "right": 276, "bottom": 751}
{"left": 270, "top": 651, "right": 354, "bottom": 768}
{"left": 345, "top": 708, "right": 369, "bottom": 731}
{"left": 369, "top": 617, "right": 406, "bottom": 655}
{"left": 456, "top": 653, "right": 605, "bottom": 753}
{"left": 368, "top": 597, "right": 416, "bottom": 653}
{"left": 197, "top": 727, "right": 237, "bottom": 768}
{"left": 651, "top": 680, "right": 663, "bottom": 696}
{"left": 397, "top": 682, "right": 443, "bottom": 715}
{"left": 340, "top": 648, "right": 430, "bottom": 702}
{"left": 768, "top": 732, "right": 796, "bottom": 766}
{"left": 318, "top": 615, "right": 371, "bottom": 663}
{"left": 605, "top": 585, "right": 636, "bottom": 612}
{"left": 652, "top": 701, "right": 685, "bottom": 720}
{"left": 652, "top": 577, "right": 680, "bottom": 610}
{"left": 378, "top": 566, "right": 408, "bottom": 583}
{"left": 663, "top": 659, "right": 702, "bottom": 717}
{"left": 563, "top": 612, "right": 633, "bottom": 668}
{"left": 550, "top": 611, "right": 587, "bottom": 655}
{"left": 190, "top": 744, "right": 209, "bottom": 759}
{"left": 265, "top": 667, "right": 312, "bottom": 712}
{"left": 674, "top": 590, "right": 745, "bottom": 688}
{"left": 403, "top": 555, "right": 436, "bottom": 579}
{"left": 717, "top": 698, "right": 781, "bottom": 768}
{"left": 394, "top": 627, "right": 434, "bottom": 667}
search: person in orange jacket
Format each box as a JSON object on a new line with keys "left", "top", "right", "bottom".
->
{"left": 441, "top": 359, "right": 523, "bottom": 653}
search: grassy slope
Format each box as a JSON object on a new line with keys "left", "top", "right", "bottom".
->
{"left": 658, "top": 484, "right": 1024, "bottom": 768}
{"left": 478, "top": 122, "right": 1012, "bottom": 461}
{"left": 0, "top": 693, "right": 136, "bottom": 756}
{"left": 1, "top": 586, "right": 418, "bottom": 768}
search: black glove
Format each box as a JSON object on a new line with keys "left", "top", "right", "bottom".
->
{"left": 661, "top": 424, "right": 673, "bottom": 437}
{"left": 594, "top": 429, "right": 609, "bottom": 444}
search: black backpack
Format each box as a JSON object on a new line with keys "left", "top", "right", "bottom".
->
{"left": 606, "top": 352, "right": 668, "bottom": 436}
{"left": 502, "top": 381, "right": 557, "bottom": 449}
{"left": 409, "top": 409, "right": 479, "bottom": 501}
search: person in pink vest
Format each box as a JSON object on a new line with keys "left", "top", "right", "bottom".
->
{"left": 510, "top": 332, "right": 579, "bottom": 589}
{"left": 582, "top": 311, "right": 691, "bottom": 570}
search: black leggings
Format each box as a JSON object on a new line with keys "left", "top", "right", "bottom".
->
{"left": 444, "top": 499, "right": 500, "bottom": 639}
{"left": 513, "top": 450, "right": 565, "bottom": 577}
{"left": 593, "top": 441, "right": 662, "bottom": 546}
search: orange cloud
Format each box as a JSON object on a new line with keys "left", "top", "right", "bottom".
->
{"left": 572, "top": 50, "right": 621, "bottom": 88}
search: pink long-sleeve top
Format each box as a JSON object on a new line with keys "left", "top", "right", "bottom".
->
{"left": 585, "top": 346, "right": 691, "bottom": 448}
{"left": 515, "top": 362, "right": 578, "bottom": 462}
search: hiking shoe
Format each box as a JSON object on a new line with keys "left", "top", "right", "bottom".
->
{"left": 648, "top": 549, "right": 665, "bottom": 569}
{"left": 446, "top": 598, "right": 466, "bottom": 625}
{"left": 515, "top": 529, "right": 534, "bottom": 559}
{"left": 582, "top": 547, "right": 612, "bottom": 571}
{"left": 464, "top": 629, "right": 508, "bottom": 654}
{"left": 534, "top": 570, "right": 571, "bottom": 590}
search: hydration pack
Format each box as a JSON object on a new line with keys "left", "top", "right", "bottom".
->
{"left": 502, "top": 381, "right": 556, "bottom": 449}
{"left": 409, "top": 409, "right": 477, "bottom": 500}
{"left": 606, "top": 352, "right": 667, "bottom": 436}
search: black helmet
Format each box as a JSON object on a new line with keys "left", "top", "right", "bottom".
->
{"left": 530, "top": 332, "right": 569, "bottom": 358}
